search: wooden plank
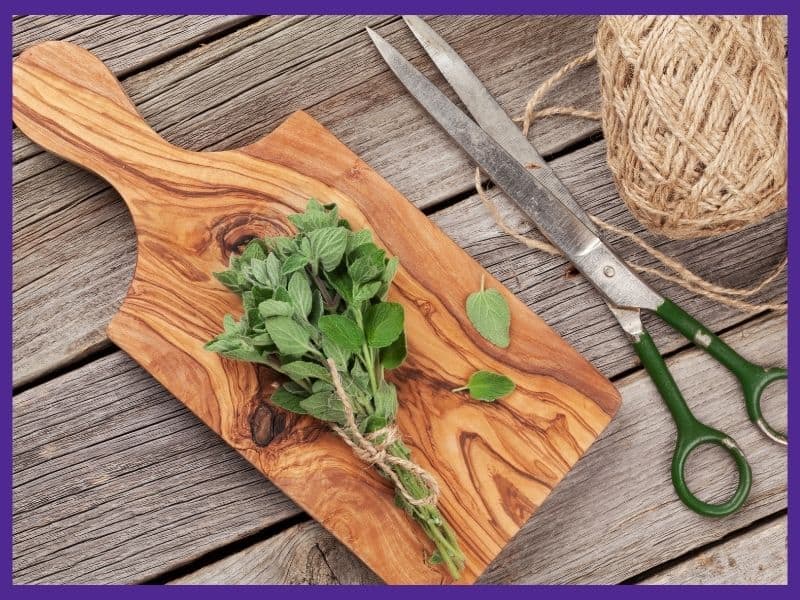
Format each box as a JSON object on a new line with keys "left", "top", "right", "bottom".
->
{"left": 173, "top": 314, "right": 787, "bottom": 584}
{"left": 13, "top": 351, "right": 300, "bottom": 584}
{"left": 12, "top": 136, "right": 786, "bottom": 387}
{"left": 13, "top": 15, "right": 252, "bottom": 162}
{"left": 640, "top": 516, "right": 787, "bottom": 584}
{"left": 173, "top": 521, "right": 381, "bottom": 585}
{"left": 13, "top": 36, "right": 620, "bottom": 581}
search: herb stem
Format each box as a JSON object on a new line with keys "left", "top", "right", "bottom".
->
{"left": 354, "top": 310, "right": 380, "bottom": 396}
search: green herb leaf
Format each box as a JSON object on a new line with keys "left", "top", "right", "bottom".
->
{"left": 204, "top": 337, "right": 265, "bottom": 364}
{"left": 258, "top": 299, "right": 294, "bottom": 318}
{"left": 300, "top": 391, "right": 345, "bottom": 424}
{"left": 307, "top": 227, "right": 348, "bottom": 272}
{"left": 325, "top": 270, "right": 354, "bottom": 304}
{"left": 288, "top": 271, "right": 312, "bottom": 317}
{"left": 364, "top": 302, "right": 404, "bottom": 348}
{"left": 265, "top": 253, "right": 284, "bottom": 288}
{"left": 453, "top": 370, "right": 515, "bottom": 401}
{"left": 269, "top": 385, "right": 308, "bottom": 414}
{"left": 382, "top": 256, "right": 399, "bottom": 283}
{"left": 318, "top": 314, "right": 364, "bottom": 351}
{"left": 321, "top": 335, "right": 351, "bottom": 369}
{"left": 466, "top": 279, "right": 510, "bottom": 348}
{"left": 309, "top": 289, "right": 324, "bottom": 325}
{"left": 213, "top": 269, "right": 243, "bottom": 293}
{"left": 349, "top": 253, "right": 384, "bottom": 284}
{"left": 281, "top": 253, "right": 309, "bottom": 275}
{"left": 281, "top": 360, "right": 332, "bottom": 384}
{"left": 263, "top": 316, "right": 314, "bottom": 356}
{"left": 353, "top": 280, "right": 382, "bottom": 303}
{"left": 380, "top": 331, "right": 407, "bottom": 370}
{"left": 374, "top": 380, "right": 398, "bottom": 421}
{"left": 240, "top": 239, "right": 268, "bottom": 262}
{"left": 287, "top": 199, "right": 338, "bottom": 232}
{"left": 347, "top": 229, "right": 373, "bottom": 253}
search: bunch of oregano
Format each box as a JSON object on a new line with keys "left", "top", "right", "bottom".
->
{"left": 205, "top": 199, "right": 464, "bottom": 579}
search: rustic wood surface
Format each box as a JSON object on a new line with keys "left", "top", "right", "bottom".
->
{"left": 12, "top": 15, "right": 787, "bottom": 585}
{"left": 641, "top": 515, "right": 787, "bottom": 584}
{"left": 13, "top": 39, "right": 620, "bottom": 584}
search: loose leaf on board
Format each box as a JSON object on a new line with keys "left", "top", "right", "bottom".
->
{"left": 466, "top": 276, "right": 511, "bottom": 348}
{"left": 453, "top": 370, "right": 516, "bottom": 402}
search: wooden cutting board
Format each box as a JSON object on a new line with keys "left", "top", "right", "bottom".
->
{"left": 13, "top": 41, "right": 621, "bottom": 584}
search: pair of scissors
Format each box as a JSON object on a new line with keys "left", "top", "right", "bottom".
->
{"left": 367, "top": 17, "right": 787, "bottom": 517}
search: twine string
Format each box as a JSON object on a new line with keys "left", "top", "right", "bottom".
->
{"left": 326, "top": 359, "right": 440, "bottom": 508}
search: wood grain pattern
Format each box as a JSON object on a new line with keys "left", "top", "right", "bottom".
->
{"left": 172, "top": 314, "right": 787, "bottom": 584}
{"left": 12, "top": 315, "right": 785, "bottom": 583}
{"left": 641, "top": 516, "right": 787, "bottom": 584}
{"left": 13, "top": 15, "right": 604, "bottom": 388}
{"left": 13, "top": 41, "right": 619, "bottom": 583}
{"left": 12, "top": 15, "right": 253, "bottom": 163}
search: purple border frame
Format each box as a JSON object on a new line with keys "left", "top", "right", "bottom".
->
{"left": 4, "top": 0, "right": 794, "bottom": 595}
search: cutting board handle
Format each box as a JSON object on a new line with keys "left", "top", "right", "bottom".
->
{"left": 13, "top": 41, "right": 171, "bottom": 199}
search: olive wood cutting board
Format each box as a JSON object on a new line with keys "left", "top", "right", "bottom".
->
{"left": 12, "top": 41, "right": 621, "bottom": 584}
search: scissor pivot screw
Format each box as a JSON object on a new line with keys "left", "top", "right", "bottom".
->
{"left": 603, "top": 266, "right": 616, "bottom": 277}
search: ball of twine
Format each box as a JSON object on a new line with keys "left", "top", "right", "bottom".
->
{"left": 595, "top": 16, "right": 787, "bottom": 239}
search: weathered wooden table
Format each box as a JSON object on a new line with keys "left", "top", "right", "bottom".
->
{"left": 12, "top": 15, "right": 787, "bottom": 584}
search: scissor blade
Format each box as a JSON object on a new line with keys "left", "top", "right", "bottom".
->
{"left": 402, "top": 15, "right": 598, "bottom": 234}
{"left": 367, "top": 27, "right": 661, "bottom": 311}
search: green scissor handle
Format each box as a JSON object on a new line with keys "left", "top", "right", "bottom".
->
{"left": 633, "top": 329, "right": 752, "bottom": 516}
{"left": 657, "top": 299, "right": 787, "bottom": 446}
{"left": 631, "top": 298, "right": 786, "bottom": 517}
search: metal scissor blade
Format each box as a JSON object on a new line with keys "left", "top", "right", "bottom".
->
{"left": 402, "top": 15, "right": 599, "bottom": 234}
{"left": 367, "top": 27, "right": 662, "bottom": 312}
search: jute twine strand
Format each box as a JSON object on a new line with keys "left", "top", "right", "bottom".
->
{"left": 474, "top": 17, "right": 786, "bottom": 314}
{"left": 326, "top": 359, "right": 440, "bottom": 508}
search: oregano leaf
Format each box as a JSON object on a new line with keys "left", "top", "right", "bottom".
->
{"left": 288, "top": 271, "right": 312, "bottom": 317}
{"left": 380, "top": 331, "right": 407, "bottom": 370}
{"left": 318, "top": 314, "right": 364, "bottom": 352}
{"left": 269, "top": 385, "right": 308, "bottom": 414}
{"left": 281, "top": 253, "right": 309, "bottom": 275}
{"left": 263, "top": 316, "right": 314, "bottom": 356}
{"left": 353, "top": 280, "right": 382, "bottom": 303}
{"left": 466, "top": 278, "right": 510, "bottom": 348}
{"left": 364, "top": 302, "right": 404, "bottom": 348}
{"left": 281, "top": 360, "right": 332, "bottom": 384}
{"left": 307, "top": 227, "right": 348, "bottom": 272}
{"left": 258, "top": 299, "right": 294, "bottom": 318}
{"left": 453, "top": 370, "right": 516, "bottom": 401}
{"left": 300, "top": 391, "right": 345, "bottom": 424}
